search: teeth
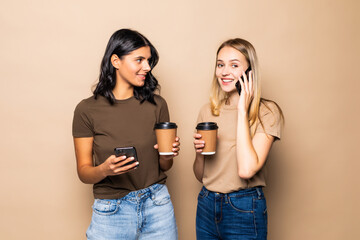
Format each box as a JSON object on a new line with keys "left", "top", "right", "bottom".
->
{"left": 223, "top": 80, "right": 233, "bottom": 83}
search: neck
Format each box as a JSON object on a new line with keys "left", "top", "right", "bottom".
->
{"left": 112, "top": 82, "right": 134, "bottom": 100}
{"left": 225, "top": 91, "right": 240, "bottom": 106}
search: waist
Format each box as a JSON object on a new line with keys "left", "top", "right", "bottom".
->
{"left": 202, "top": 186, "right": 264, "bottom": 198}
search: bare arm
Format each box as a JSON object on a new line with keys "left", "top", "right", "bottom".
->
{"left": 236, "top": 70, "right": 275, "bottom": 179}
{"left": 193, "top": 133, "right": 205, "bottom": 182}
{"left": 74, "top": 137, "right": 139, "bottom": 184}
{"left": 236, "top": 114, "right": 274, "bottom": 179}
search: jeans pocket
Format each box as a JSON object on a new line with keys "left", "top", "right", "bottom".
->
{"left": 198, "top": 187, "right": 208, "bottom": 199}
{"left": 228, "top": 195, "right": 254, "bottom": 213}
{"left": 152, "top": 185, "right": 171, "bottom": 206}
{"left": 92, "top": 199, "right": 119, "bottom": 216}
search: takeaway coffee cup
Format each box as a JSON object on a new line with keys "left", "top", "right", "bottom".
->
{"left": 154, "top": 122, "right": 178, "bottom": 155}
{"left": 196, "top": 122, "right": 218, "bottom": 155}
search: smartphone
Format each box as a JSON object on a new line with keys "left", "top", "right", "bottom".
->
{"left": 114, "top": 146, "right": 139, "bottom": 167}
{"left": 235, "top": 66, "right": 252, "bottom": 95}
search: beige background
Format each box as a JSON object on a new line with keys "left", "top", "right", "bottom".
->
{"left": 1, "top": 0, "right": 359, "bottom": 239}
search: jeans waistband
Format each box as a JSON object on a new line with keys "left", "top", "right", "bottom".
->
{"left": 202, "top": 186, "right": 264, "bottom": 198}
{"left": 121, "top": 183, "right": 164, "bottom": 201}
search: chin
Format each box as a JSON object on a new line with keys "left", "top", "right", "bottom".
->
{"left": 136, "top": 82, "right": 145, "bottom": 87}
{"left": 220, "top": 86, "right": 235, "bottom": 93}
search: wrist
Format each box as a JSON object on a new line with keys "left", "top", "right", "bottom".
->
{"left": 237, "top": 110, "right": 248, "bottom": 119}
{"left": 160, "top": 155, "right": 174, "bottom": 161}
{"left": 97, "top": 163, "right": 108, "bottom": 178}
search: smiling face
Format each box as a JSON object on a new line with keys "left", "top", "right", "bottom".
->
{"left": 113, "top": 46, "right": 151, "bottom": 88}
{"left": 216, "top": 46, "right": 249, "bottom": 93}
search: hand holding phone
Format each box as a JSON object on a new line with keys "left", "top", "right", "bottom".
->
{"left": 114, "top": 146, "right": 139, "bottom": 167}
{"left": 235, "top": 66, "right": 252, "bottom": 95}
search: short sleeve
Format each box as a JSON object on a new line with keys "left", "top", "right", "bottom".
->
{"left": 72, "top": 100, "right": 94, "bottom": 138}
{"left": 255, "top": 102, "right": 282, "bottom": 140}
{"left": 155, "top": 95, "right": 170, "bottom": 123}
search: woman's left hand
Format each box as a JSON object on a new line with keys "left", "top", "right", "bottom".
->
{"left": 154, "top": 136, "right": 180, "bottom": 160}
{"left": 237, "top": 70, "right": 254, "bottom": 115}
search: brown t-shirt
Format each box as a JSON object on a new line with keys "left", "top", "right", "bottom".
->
{"left": 73, "top": 95, "right": 169, "bottom": 199}
{"left": 196, "top": 101, "right": 282, "bottom": 193}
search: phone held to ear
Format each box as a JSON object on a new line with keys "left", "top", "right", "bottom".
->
{"left": 114, "top": 146, "right": 139, "bottom": 167}
{"left": 235, "top": 67, "right": 252, "bottom": 95}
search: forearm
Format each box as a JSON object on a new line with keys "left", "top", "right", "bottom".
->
{"left": 77, "top": 164, "right": 107, "bottom": 184}
{"left": 193, "top": 153, "right": 205, "bottom": 182}
{"left": 236, "top": 113, "right": 260, "bottom": 179}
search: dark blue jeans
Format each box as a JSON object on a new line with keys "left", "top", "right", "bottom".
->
{"left": 196, "top": 186, "right": 267, "bottom": 240}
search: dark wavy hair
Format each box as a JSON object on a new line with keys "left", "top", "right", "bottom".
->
{"left": 93, "top": 29, "right": 159, "bottom": 105}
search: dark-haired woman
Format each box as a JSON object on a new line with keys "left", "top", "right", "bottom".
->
{"left": 193, "top": 38, "right": 284, "bottom": 239}
{"left": 73, "top": 29, "right": 179, "bottom": 240}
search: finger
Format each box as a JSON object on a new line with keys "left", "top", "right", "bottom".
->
{"left": 175, "top": 136, "right": 180, "bottom": 142}
{"left": 173, "top": 142, "right": 180, "bottom": 147}
{"left": 172, "top": 147, "right": 180, "bottom": 152}
{"left": 115, "top": 157, "right": 135, "bottom": 167}
{"left": 154, "top": 144, "right": 158, "bottom": 149}
{"left": 243, "top": 71, "right": 249, "bottom": 93}
{"left": 194, "top": 140, "right": 205, "bottom": 144}
{"left": 113, "top": 155, "right": 126, "bottom": 163}
{"left": 116, "top": 161, "right": 139, "bottom": 173}
{"left": 195, "top": 144, "right": 205, "bottom": 149}
{"left": 238, "top": 74, "right": 245, "bottom": 95}
{"left": 249, "top": 71, "right": 254, "bottom": 96}
{"left": 194, "top": 133, "right": 202, "bottom": 139}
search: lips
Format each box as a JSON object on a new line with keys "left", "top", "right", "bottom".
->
{"left": 221, "top": 78, "right": 234, "bottom": 84}
{"left": 137, "top": 74, "right": 147, "bottom": 80}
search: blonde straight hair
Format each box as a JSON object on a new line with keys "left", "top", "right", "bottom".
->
{"left": 210, "top": 38, "right": 283, "bottom": 137}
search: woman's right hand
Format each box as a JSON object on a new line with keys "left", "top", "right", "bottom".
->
{"left": 100, "top": 155, "right": 139, "bottom": 177}
{"left": 193, "top": 133, "right": 205, "bottom": 153}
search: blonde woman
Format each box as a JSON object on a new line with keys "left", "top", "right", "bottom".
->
{"left": 193, "top": 38, "right": 284, "bottom": 239}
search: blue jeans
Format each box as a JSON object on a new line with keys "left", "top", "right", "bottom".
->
{"left": 86, "top": 184, "right": 178, "bottom": 240}
{"left": 196, "top": 187, "right": 267, "bottom": 240}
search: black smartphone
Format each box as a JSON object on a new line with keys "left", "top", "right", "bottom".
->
{"left": 235, "top": 67, "right": 252, "bottom": 95}
{"left": 114, "top": 146, "right": 139, "bottom": 166}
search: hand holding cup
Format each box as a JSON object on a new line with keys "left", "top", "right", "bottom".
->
{"left": 196, "top": 122, "right": 218, "bottom": 155}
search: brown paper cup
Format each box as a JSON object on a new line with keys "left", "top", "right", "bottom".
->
{"left": 196, "top": 122, "right": 218, "bottom": 155}
{"left": 154, "top": 122, "right": 177, "bottom": 155}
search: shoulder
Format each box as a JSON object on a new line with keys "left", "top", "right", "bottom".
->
{"left": 153, "top": 94, "right": 169, "bottom": 109}
{"left": 199, "top": 103, "right": 212, "bottom": 114}
{"left": 259, "top": 100, "right": 282, "bottom": 122}
{"left": 74, "top": 95, "right": 109, "bottom": 113}
{"left": 153, "top": 94, "right": 167, "bottom": 104}
{"left": 257, "top": 99, "right": 283, "bottom": 139}
{"left": 196, "top": 103, "right": 213, "bottom": 121}
{"left": 74, "top": 95, "right": 96, "bottom": 111}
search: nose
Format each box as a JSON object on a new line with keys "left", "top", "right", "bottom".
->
{"left": 221, "top": 65, "right": 230, "bottom": 76}
{"left": 143, "top": 61, "right": 151, "bottom": 72}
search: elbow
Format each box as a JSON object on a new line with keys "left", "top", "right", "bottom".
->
{"left": 238, "top": 168, "right": 255, "bottom": 180}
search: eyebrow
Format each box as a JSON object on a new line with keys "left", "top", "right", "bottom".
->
{"left": 217, "top": 59, "right": 240, "bottom": 62}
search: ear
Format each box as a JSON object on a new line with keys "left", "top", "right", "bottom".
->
{"left": 111, "top": 54, "right": 121, "bottom": 69}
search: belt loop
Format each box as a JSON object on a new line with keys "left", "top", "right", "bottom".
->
{"left": 256, "top": 187, "right": 261, "bottom": 199}
{"left": 224, "top": 193, "right": 228, "bottom": 204}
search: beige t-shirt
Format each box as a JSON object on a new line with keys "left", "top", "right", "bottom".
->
{"left": 196, "top": 101, "right": 282, "bottom": 193}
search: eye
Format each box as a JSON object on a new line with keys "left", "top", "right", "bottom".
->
{"left": 136, "top": 59, "right": 142, "bottom": 63}
{"left": 231, "top": 64, "right": 238, "bottom": 68}
{"left": 217, "top": 63, "right": 224, "bottom": 68}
